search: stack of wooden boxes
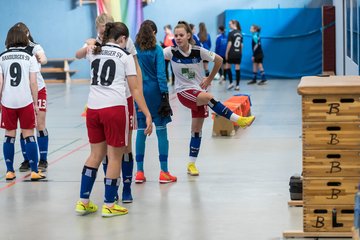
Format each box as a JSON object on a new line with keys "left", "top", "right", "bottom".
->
{"left": 298, "top": 76, "right": 360, "bottom": 236}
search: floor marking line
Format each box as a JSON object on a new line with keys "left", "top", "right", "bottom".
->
{"left": 0, "top": 142, "right": 89, "bottom": 192}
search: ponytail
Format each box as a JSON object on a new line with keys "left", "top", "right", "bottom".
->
{"left": 93, "top": 22, "right": 129, "bottom": 55}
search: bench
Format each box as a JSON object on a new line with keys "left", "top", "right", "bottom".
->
{"left": 41, "top": 58, "right": 78, "bottom": 84}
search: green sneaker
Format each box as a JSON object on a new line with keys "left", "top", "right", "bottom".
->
{"left": 75, "top": 200, "right": 98, "bottom": 216}
{"left": 102, "top": 203, "right": 128, "bottom": 217}
{"left": 237, "top": 116, "right": 255, "bottom": 128}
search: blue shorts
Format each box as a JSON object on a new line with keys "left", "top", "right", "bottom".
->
{"left": 137, "top": 116, "right": 171, "bottom": 129}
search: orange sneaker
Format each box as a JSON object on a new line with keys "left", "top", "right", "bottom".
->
{"left": 159, "top": 171, "right": 177, "bottom": 184}
{"left": 5, "top": 171, "right": 16, "bottom": 180}
{"left": 30, "top": 170, "right": 46, "bottom": 181}
{"left": 135, "top": 171, "right": 146, "bottom": 184}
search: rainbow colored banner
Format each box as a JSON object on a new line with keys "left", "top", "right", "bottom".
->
{"left": 96, "top": 0, "right": 143, "bottom": 39}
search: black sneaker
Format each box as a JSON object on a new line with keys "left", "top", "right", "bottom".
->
{"left": 19, "top": 161, "right": 30, "bottom": 172}
{"left": 38, "top": 160, "right": 48, "bottom": 172}
{"left": 258, "top": 80, "right": 267, "bottom": 85}
{"left": 247, "top": 80, "right": 257, "bottom": 85}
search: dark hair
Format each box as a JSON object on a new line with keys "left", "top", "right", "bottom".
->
{"left": 5, "top": 25, "right": 29, "bottom": 49}
{"left": 136, "top": 20, "right": 157, "bottom": 50}
{"left": 94, "top": 22, "right": 129, "bottom": 55}
{"left": 13, "top": 22, "right": 35, "bottom": 43}
{"left": 175, "top": 20, "right": 195, "bottom": 45}
{"left": 142, "top": 19, "right": 157, "bottom": 34}
{"left": 164, "top": 24, "right": 172, "bottom": 30}
{"left": 252, "top": 24, "right": 261, "bottom": 33}
{"left": 189, "top": 24, "right": 195, "bottom": 31}
{"left": 198, "top": 22, "right": 208, "bottom": 42}
{"left": 231, "top": 20, "right": 241, "bottom": 31}
{"left": 218, "top": 25, "right": 225, "bottom": 32}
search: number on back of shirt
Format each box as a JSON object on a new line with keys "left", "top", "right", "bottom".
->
{"left": 91, "top": 59, "right": 116, "bottom": 86}
{"left": 234, "top": 36, "right": 241, "bottom": 48}
{"left": 10, "top": 63, "right": 21, "bottom": 87}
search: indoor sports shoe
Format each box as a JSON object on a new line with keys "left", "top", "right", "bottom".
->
{"left": 187, "top": 162, "right": 199, "bottom": 176}
{"left": 38, "top": 160, "right": 48, "bottom": 172}
{"left": 237, "top": 116, "right": 255, "bottom": 129}
{"left": 159, "top": 171, "right": 177, "bottom": 183}
{"left": 75, "top": 200, "right": 98, "bottom": 216}
{"left": 135, "top": 171, "right": 146, "bottom": 183}
{"left": 235, "top": 86, "right": 240, "bottom": 91}
{"left": 247, "top": 79, "right": 257, "bottom": 85}
{"left": 102, "top": 203, "right": 128, "bottom": 217}
{"left": 30, "top": 171, "right": 46, "bottom": 181}
{"left": 227, "top": 83, "right": 234, "bottom": 90}
{"left": 258, "top": 80, "right": 267, "bottom": 85}
{"left": 19, "top": 161, "right": 30, "bottom": 172}
{"left": 5, "top": 171, "right": 16, "bottom": 180}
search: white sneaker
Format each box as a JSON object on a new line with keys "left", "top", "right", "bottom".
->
{"left": 219, "top": 76, "right": 224, "bottom": 84}
{"left": 227, "top": 83, "right": 234, "bottom": 90}
{"left": 235, "top": 86, "right": 240, "bottom": 91}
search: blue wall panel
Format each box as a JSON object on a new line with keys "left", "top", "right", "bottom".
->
{"left": 225, "top": 8, "right": 322, "bottom": 78}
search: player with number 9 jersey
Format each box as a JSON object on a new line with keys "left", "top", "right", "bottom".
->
{"left": 0, "top": 26, "right": 46, "bottom": 181}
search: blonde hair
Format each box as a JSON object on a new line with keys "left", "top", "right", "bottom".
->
{"left": 95, "top": 13, "right": 114, "bottom": 27}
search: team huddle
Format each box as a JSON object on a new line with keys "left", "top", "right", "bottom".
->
{"left": 0, "top": 14, "right": 255, "bottom": 218}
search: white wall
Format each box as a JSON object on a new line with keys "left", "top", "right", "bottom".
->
{"left": 333, "top": 0, "right": 345, "bottom": 75}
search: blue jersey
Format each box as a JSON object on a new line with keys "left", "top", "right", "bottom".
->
{"left": 215, "top": 33, "right": 227, "bottom": 57}
{"left": 135, "top": 44, "right": 171, "bottom": 123}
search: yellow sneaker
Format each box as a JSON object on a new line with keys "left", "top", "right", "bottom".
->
{"left": 30, "top": 170, "right": 46, "bottom": 181}
{"left": 75, "top": 200, "right": 98, "bottom": 216}
{"left": 187, "top": 162, "right": 199, "bottom": 176}
{"left": 237, "top": 115, "right": 255, "bottom": 128}
{"left": 5, "top": 171, "right": 16, "bottom": 180}
{"left": 102, "top": 203, "right": 128, "bottom": 217}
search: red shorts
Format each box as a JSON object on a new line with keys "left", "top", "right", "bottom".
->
{"left": 37, "top": 87, "right": 47, "bottom": 112}
{"left": 177, "top": 90, "right": 209, "bottom": 118}
{"left": 1, "top": 103, "right": 36, "bottom": 130}
{"left": 86, "top": 106, "right": 128, "bottom": 147}
{"left": 127, "top": 96, "right": 137, "bottom": 130}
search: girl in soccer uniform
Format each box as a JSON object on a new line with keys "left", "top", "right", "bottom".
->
{"left": 215, "top": 25, "right": 228, "bottom": 83}
{"left": 0, "top": 26, "right": 46, "bottom": 181}
{"left": 134, "top": 20, "right": 177, "bottom": 184}
{"left": 163, "top": 21, "right": 255, "bottom": 176}
{"left": 75, "top": 22, "right": 152, "bottom": 217}
{"left": 198, "top": 22, "right": 211, "bottom": 76}
{"left": 247, "top": 24, "right": 267, "bottom": 85}
{"left": 76, "top": 13, "right": 141, "bottom": 203}
{"left": 15, "top": 22, "right": 49, "bottom": 172}
{"left": 225, "top": 20, "right": 243, "bottom": 91}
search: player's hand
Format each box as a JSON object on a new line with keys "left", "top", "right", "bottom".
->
{"left": 158, "top": 93, "right": 173, "bottom": 117}
{"left": 87, "top": 45, "right": 96, "bottom": 54}
{"left": 251, "top": 56, "right": 255, "bottom": 62}
{"left": 144, "top": 115, "right": 153, "bottom": 136}
{"left": 86, "top": 38, "right": 97, "bottom": 46}
{"left": 200, "top": 77, "right": 211, "bottom": 90}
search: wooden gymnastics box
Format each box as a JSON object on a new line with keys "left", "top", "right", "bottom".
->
{"left": 302, "top": 122, "right": 360, "bottom": 150}
{"left": 303, "top": 177, "right": 360, "bottom": 205}
{"left": 212, "top": 95, "right": 251, "bottom": 137}
{"left": 303, "top": 150, "right": 360, "bottom": 177}
{"left": 303, "top": 204, "right": 354, "bottom": 232}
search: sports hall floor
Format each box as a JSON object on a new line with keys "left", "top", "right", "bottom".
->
{"left": 0, "top": 79, "right": 343, "bottom": 240}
